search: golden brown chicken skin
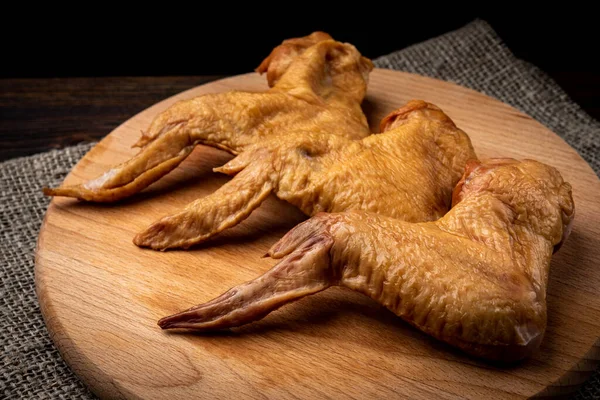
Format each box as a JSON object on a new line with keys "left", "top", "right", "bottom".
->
{"left": 134, "top": 101, "right": 476, "bottom": 249}
{"left": 158, "top": 159, "right": 575, "bottom": 362}
{"left": 43, "top": 32, "right": 373, "bottom": 202}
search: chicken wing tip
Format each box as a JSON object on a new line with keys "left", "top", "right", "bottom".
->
{"left": 157, "top": 317, "right": 184, "bottom": 330}
{"left": 42, "top": 186, "right": 76, "bottom": 198}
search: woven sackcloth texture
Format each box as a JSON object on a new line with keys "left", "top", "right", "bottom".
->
{"left": 1, "top": 19, "right": 599, "bottom": 399}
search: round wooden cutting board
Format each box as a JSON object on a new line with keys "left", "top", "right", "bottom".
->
{"left": 36, "top": 69, "right": 600, "bottom": 399}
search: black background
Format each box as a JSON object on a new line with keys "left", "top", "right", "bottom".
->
{"left": 2, "top": 7, "right": 597, "bottom": 78}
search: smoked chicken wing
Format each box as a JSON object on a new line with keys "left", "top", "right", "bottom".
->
{"left": 158, "top": 159, "right": 575, "bottom": 361}
{"left": 134, "top": 100, "right": 476, "bottom": 249}
{"left": 43, "top": 32, "right": 373, "bottom": 202}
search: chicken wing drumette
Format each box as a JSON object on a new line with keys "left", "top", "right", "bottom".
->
{"left": 43, "top": 32, "right": 373, "bottom": 202}
{"left": 159, "top": 159, "right": 575, "bottom": 361}
{"left": 135, "top": 100, "right": 476, "bottom": 249}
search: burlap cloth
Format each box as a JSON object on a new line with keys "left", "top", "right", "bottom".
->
{"left": 1, "top": 20, "right": 599, "bottom": 399}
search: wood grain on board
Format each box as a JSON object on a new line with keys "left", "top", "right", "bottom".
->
{"left": 36, "top": 70, "right": 600, "bottom": 399}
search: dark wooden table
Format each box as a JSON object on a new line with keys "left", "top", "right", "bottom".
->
{"left": 0, "top": 74, "right": 598, "bottom": 162}
{"left": 0, "top": 76, "right": 224, "bottom": 161}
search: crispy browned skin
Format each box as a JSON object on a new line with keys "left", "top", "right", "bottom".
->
{"left": 256, "top": 31, "right": 334, "bottom": 87}
{"left": 134, "top": 101, "right": 476, "bottom": 249}
{"left": 43, "top": 32, "right": 373, "bottom": 202}
{"left": 159, "top": 159, "right": 575, "bottom": 361}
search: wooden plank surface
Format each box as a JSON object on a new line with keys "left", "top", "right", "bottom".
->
{"left": 35, "top": 69, "right": 600, "bottom": 399}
